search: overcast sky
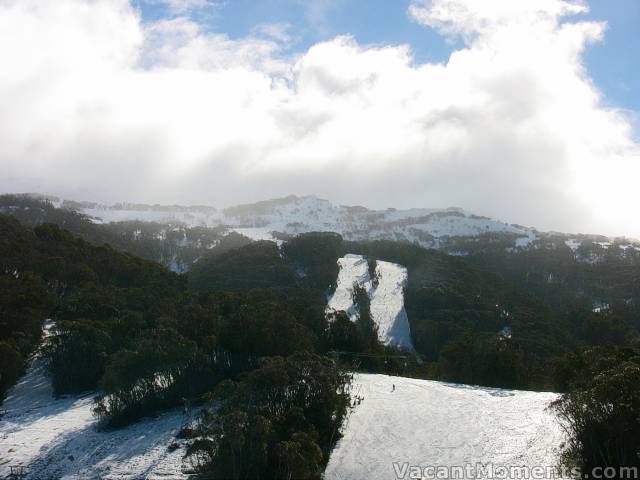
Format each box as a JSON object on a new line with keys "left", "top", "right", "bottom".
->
{"left": 1, "top": 0, "right": 639, "bottom": 237}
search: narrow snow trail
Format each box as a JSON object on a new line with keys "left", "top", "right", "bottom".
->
{"left": 327, "top": 255, "right": 414, "bottom": 350}
{"left": 327, "top": 254, "right": 372, "bottom": 320}
{"left": 0, "top": 343, "right": 191, "bottom": 479}
{"left": 370, "top": 261, "right": 414, "bottom": 351}
{"left": 324, "top": 374, "right": 565, "bottom": 480}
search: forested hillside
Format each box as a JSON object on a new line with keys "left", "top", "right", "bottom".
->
{"left": 0, "top": 216, "right": 355, "bottom": 477}
{"left": 0, "top": 194, "right": 234, "bottom": 272}
{"left": 0, "top": 214, "right": 186, "bottom": 398}
{"left": 2, "top": 202, "right": 639, "bottom": 477}
{"left": 188, "top": 232, "right": 640, "bottom": 389}
{"left": 3, "top": 205, "right": 639, "bottom": 395}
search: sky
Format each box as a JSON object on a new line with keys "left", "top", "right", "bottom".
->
{"left": 0, "top": 0, "right": 639, "bottom": 237}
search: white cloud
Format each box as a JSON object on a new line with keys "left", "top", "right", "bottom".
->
{"left": 251, "top": 22, "right": 294, "bottom": 44}
{"left": 408, "top": 0, "right": 590, "bottom": 38}
{"left": 142, "top": 0, "right": 223, "bottom": 15}
{"left": 0, "top": 0, "right": 638, "bottom": 237}
{"left": 141, "top": 17, "right": 289, "bottom": 74}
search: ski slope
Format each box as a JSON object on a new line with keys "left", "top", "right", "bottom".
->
{"left": 327, "top": 255, "right": 415, "bottom": 351}
{"left": 325, "top": 374, "right": 565, "bottom": 480}
{"left": 370, "top": 261, "right": 414, "bottom": 351}
{"left": 1, "top": 340, "right": 563, "bottom": 479}
{"left": 327, "top": 254, "right": 372, "bottom": 320}
{"left": 0, "top": 346, "right": 192, "bottom": 479}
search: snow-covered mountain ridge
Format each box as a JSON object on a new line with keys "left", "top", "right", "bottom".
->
{"left": 6, "top": 193, "right": 640, "bottom": 264}
{"left": 58, "top": 194, "right": 531, "bottom": 247}
{"left": 53, "top": 194, "right": 639, "bottom": 250}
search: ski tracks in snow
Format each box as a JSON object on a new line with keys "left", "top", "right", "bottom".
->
{"left": 327, "top": 255, "right": 415, "bottom": 351}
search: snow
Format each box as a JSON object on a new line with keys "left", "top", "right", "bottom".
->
{"left": 80, "top": 206, "right": 222, "bottom": 227}
{"left": 408, "top": 217, "right": 522, "bottom": 238}
{"left": 73, "top": 196, "right": 535, "bottom": 249}
{"left": 498, "top": 326, "right": 513, "bottom": 339}
{"left": 232, "top": 226, "right": 278, "bottom": 243}
{"left": 1, "top": 332, "right": 563, "bottom": 479}
{"left": 592, "top": 301, "right": 610, "bottom": 313}
{"left": 0, "top": 338, "right": 192, "bottom": 479}
{"left": 565, "top": 239, "right": 581, "bottom": 251}
{"left": 325, "top": 374, "right": 565, "bottom": 480}
{"left": 370, "top": 262, "right": 414, "bottom": 351}
{"left": 327, "top": 255, "right": 415, "bottom": 351}
{"left": 327, "top": 254, "right": 372, "bottom": 320}
{"left": 515, "top": 232, "right": 537, "bottom": 248}
{"left": 0, "top": 362, "right": 565, "bottom": 480}
{"left": 15, "top": 194, "right": 640, "bottom": 256}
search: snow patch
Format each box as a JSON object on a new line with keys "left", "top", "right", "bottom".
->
{"left": 565, "top": 239, "right": 581, "bottom": 251}
{"left": 592, "top": 301, "right": 610, "bottom": 313}
{"left": 515, "top": 233, "right": 537, "bottom": 248}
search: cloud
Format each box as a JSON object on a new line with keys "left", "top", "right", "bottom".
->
{"left": 142, "top": 0, "right": 223, "bottom": 15}
{"left": 298, "top": 0, "right": 344, "bottom": 35}
{"left": 251, "top": 22, "right": 294, "bottom": 44}
{"left": 0, "top": 0, "right": 638, "bottom": 237}
{"left": 408, "top": 0, "right": 590, "bottom": 38}
{"left": 141, "top": 17, "right": 289, "bottom": 73}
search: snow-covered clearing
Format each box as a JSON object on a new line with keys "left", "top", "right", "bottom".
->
{"left": 327, "top": 255, "right": 415, "bottom": 351}
{"left": 515, "top": 232, "right": 537, "bottom": 248}
{"left": 325, "top": 374, "right": 565, "bottom": 480}
{"left": 0, "top": 346, "right": 192, "bottom": 479}
{"left": 565, "top": 239, "right": 582, "bottom": 251}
